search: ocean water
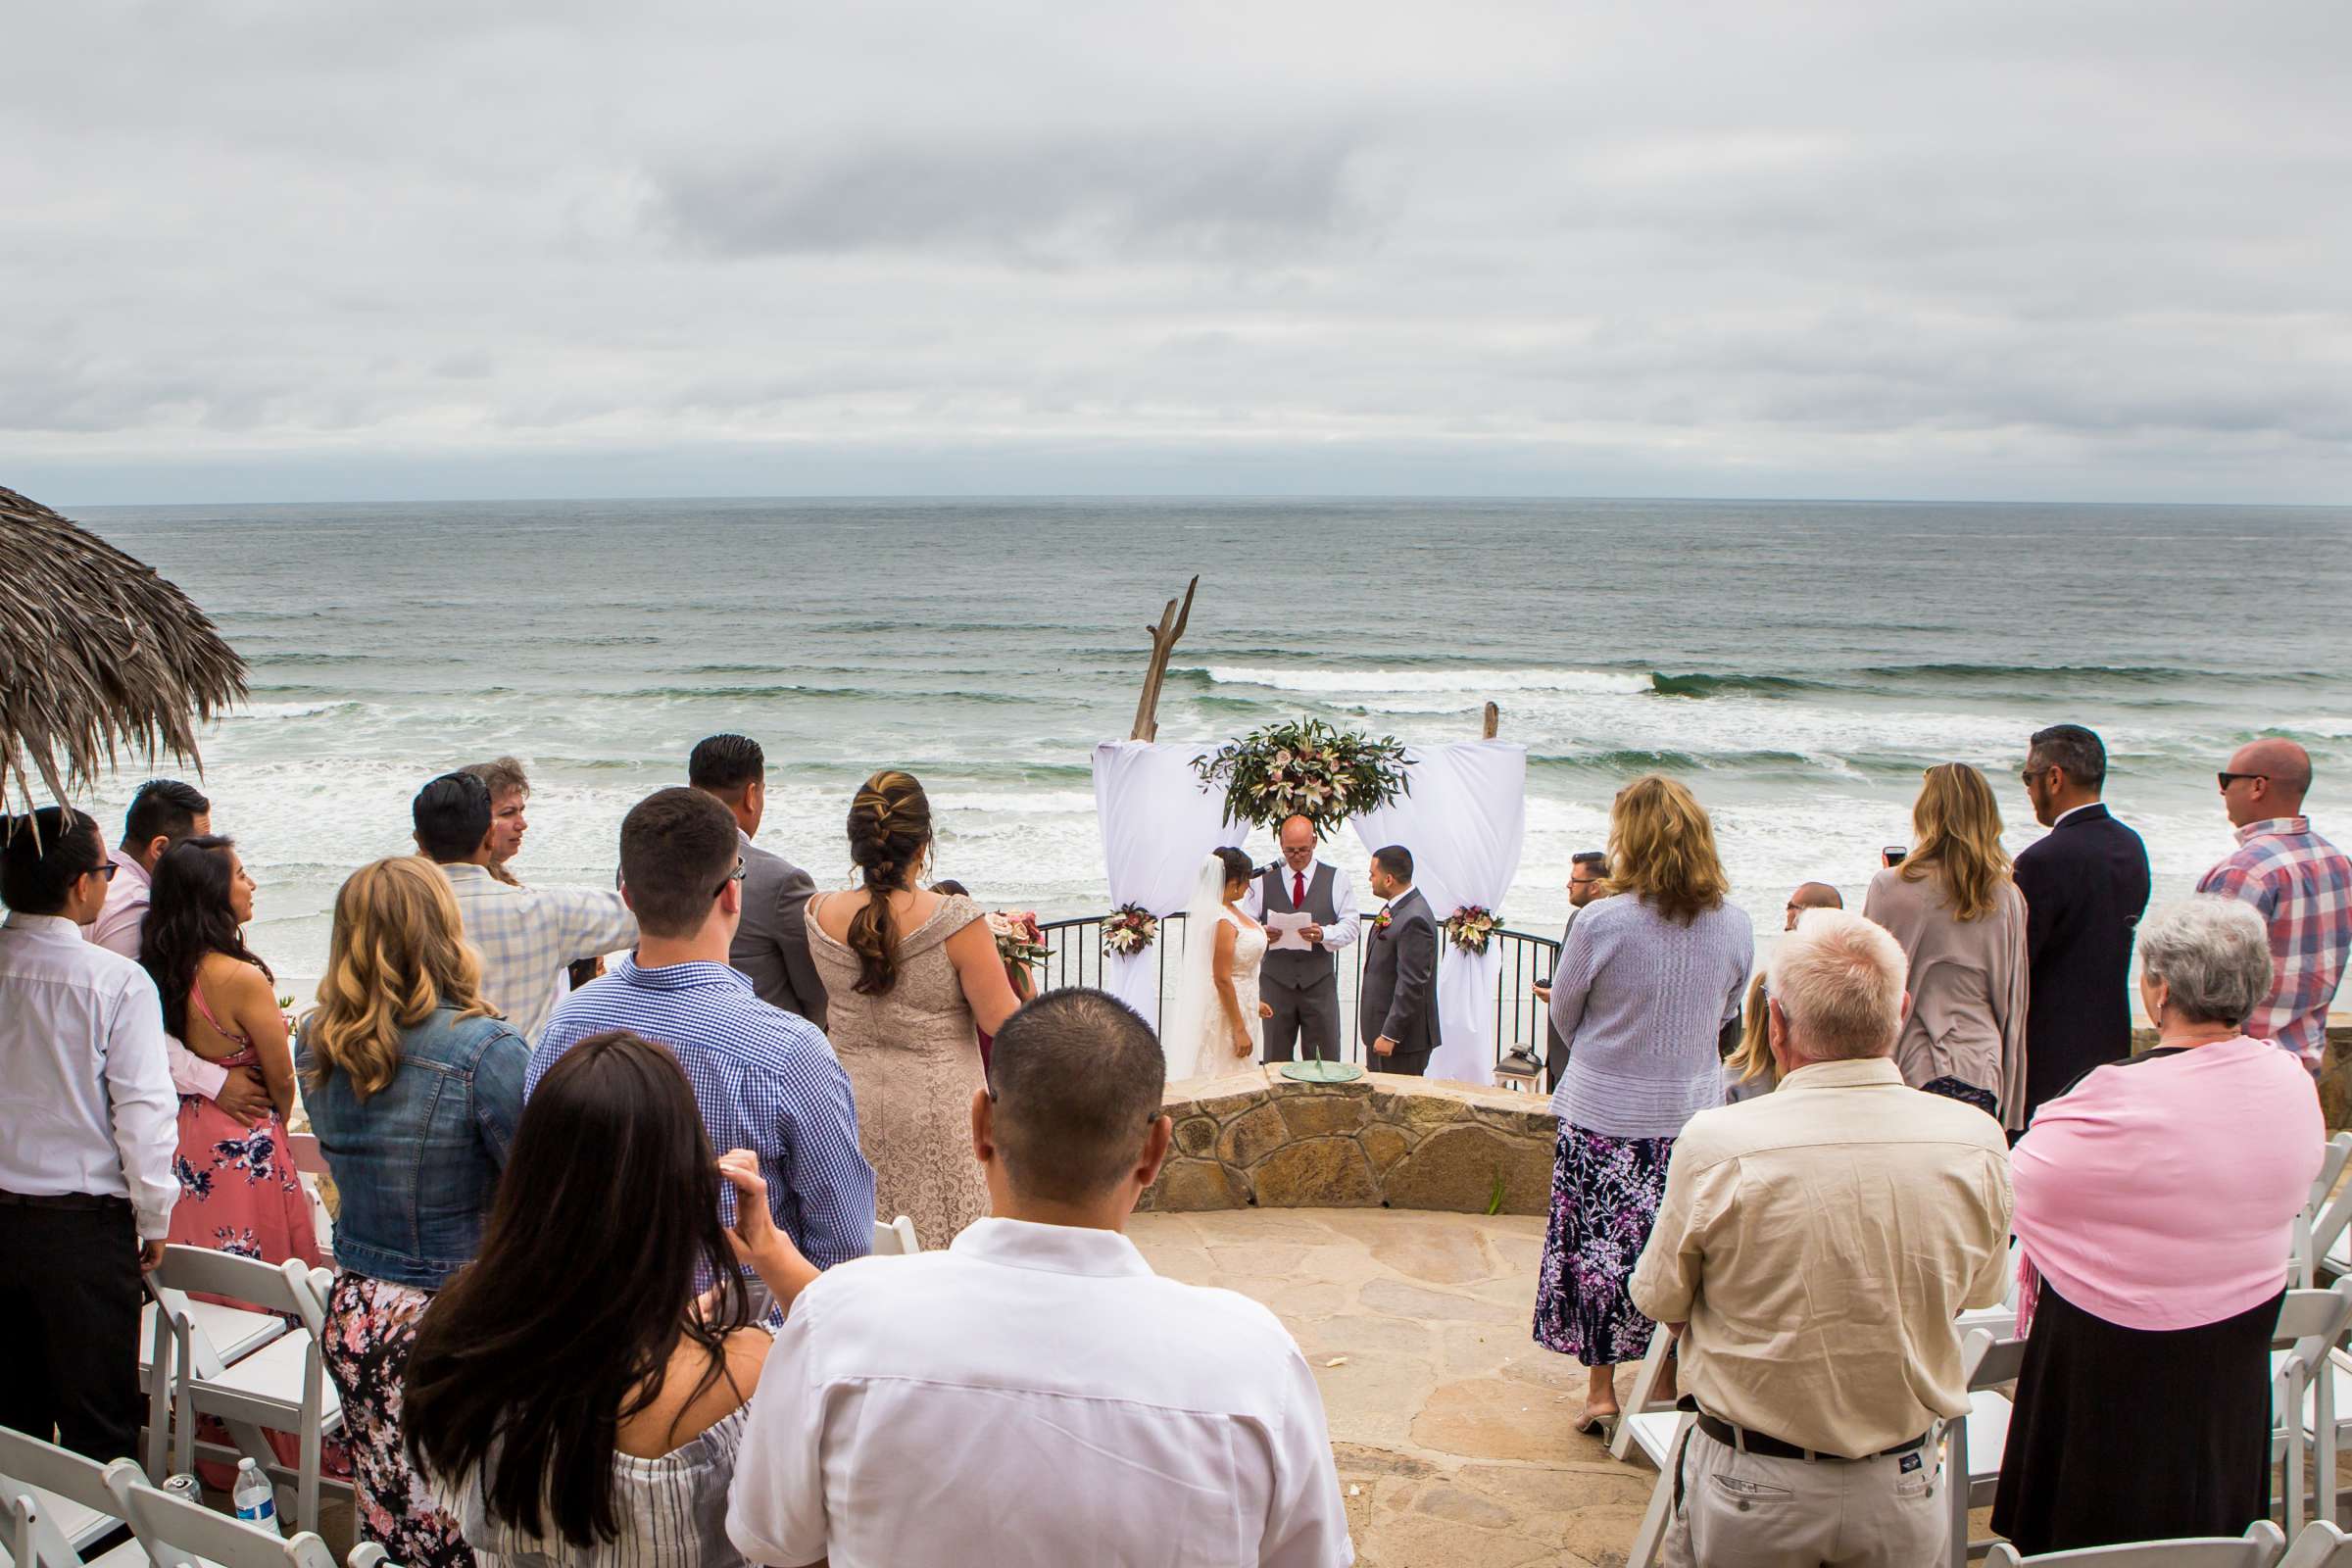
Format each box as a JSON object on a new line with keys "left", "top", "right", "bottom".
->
{"left": 72, "top": 497, "right": 2352, "bottom": 988}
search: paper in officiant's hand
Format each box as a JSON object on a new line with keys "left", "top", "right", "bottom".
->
{"left": 1265, "top": 911, "right": 1314, "bottom": 952}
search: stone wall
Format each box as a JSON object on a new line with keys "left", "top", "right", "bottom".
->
{"left": 1141, "top": 1067, "right": 1557, "bottom": 1215}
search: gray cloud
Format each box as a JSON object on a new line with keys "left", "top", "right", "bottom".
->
{"left": 1, "top": 0, "right": 2348, "bottom": 504}
{"left": 651, "top": 134, "right": 1376, "bottom": 264}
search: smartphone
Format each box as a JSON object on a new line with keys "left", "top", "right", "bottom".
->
{"left": 1883, "top": 846, "right": 1909, "bottom": 865}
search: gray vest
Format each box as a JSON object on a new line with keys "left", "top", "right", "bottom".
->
{"left": 1260, "top": 862, "right": 1338, "bottom": 985}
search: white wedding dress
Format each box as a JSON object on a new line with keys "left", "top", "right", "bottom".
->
{"left": 1163, "top": 857, "right": 1270, "bottom": 1080}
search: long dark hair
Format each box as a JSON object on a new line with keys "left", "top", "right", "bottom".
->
{"left": 845, "top": 768, "right": 933, "bottom": 996}
{"left": 403, "top": 1031, "right": 754, "bottom": 1548}
{"left": 140, "top": 835, "right": 270, "bottom": 1041}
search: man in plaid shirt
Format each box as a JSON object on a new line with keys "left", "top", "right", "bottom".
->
{"left": 2197, "top": 739, "right": 2351, "bottom": 1072}
{"left": 414, "top": 772, "right": 637, "bottom": 1045}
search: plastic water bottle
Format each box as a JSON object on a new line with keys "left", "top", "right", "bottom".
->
{"left": 232, "top": 1458, "right": 280, "bottom": 1535}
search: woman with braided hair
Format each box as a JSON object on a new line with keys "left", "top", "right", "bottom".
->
{"left": 806, "top": 769, "right": 1023, "bottom": 1248}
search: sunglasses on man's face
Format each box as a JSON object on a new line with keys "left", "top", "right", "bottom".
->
{"left": 91, "top": 862, "right": 119, "bottom": 882}
{"left": 710, "top": 857, "right": 746, "bottom": 900}
{"left": 2217, "top": 771, "right": 2270, "bottom": 791}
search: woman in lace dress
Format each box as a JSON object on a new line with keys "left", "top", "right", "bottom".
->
{"left": 1162, "top": 847, "right": 1274, "bottom": 1080}
{"left": 806, "top": 771, "right": 1023, "bottom": 1249}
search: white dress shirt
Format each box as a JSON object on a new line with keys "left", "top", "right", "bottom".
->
{"left": 1243, "top": 859, "right": 1363, "bottom": 952}
{"left": 440, "top": 861, "right": 638, "bottom": 1044}
{"left": 1, "top": 912, "right": 181, "bottom": 1240}
{"left": 78, "top": 848, "right": 233, "bottom": 1101}
{"left": 727, "top": 1216, "right": 1354, "bottom": 1568}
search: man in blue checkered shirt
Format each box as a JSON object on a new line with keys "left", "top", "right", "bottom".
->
{"left": 531, "top": 787, "right": 874, "bottom": 1270}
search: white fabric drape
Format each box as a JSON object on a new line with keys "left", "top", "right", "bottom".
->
{"left": 1349, "top": 742, "right": 1528, "bottom": 1086}
{"left": 1091, "top": 742, "right": 1247, "bottom": 1030}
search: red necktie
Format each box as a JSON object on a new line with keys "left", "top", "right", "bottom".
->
{"left": 1293, "top": 870, "right": 1306, "bottom": 908}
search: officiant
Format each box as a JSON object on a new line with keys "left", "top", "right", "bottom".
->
{"left": 1243, "top": 813, "right": 1362, "bottom": 1062}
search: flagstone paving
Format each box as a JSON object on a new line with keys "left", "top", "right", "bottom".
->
{"left": 1129, "top": 1207, "right": 1650, "bottom": 1568}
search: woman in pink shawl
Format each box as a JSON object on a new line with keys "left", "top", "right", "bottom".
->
{"left": 1992, "top": 896, "right": 2323, "bottom": 1554}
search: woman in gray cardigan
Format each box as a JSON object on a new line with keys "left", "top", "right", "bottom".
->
{"left": 1534, "top": 775, "right": 1752, "bottom": 1430}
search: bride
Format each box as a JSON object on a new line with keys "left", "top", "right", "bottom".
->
{"left": 1162, "top": 847, "right": 1273, "bottom": 1080}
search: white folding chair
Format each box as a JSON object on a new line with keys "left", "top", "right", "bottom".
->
{"left": 869, "top": 1215, "right": 920, "bottom": 1256}
{"left": 0, "top": 1429, "right": 147, "bottom": 1568}
{"left": 1607, "top": 1322, "right": 1679, "bottom": 1462}
{"left": 1617, "top": 1401, "right": 1693, "bottom": 1568}
{"left": 284, "top": 1134, "right": 337, "bottom": 1267}
{"left": 1983, "top": 1521, "right": 2286, "bottom": 1565}
{"left": 2272, "top": 1282, "right": 2352, "bottom": 1536}
{"left": 145, "top": 1247, "right": 346, "bottom": 1532}
{"left": 139, "top": 1282, "right": 290, "bottom": 1483}
{"left": 1945, "top": 1329, "right": 2029, "bottom": 1565}
{"left": 2280, "top": 1521, "right": 2352, "bottom": 1567}
{"left": 347, "top": 1545, "right": 398, "bottom": 1568}
{"left": 118, "top": 1470, "right": 342, "bottom": 1568}
{"left": 1957, "top": 1238, "right": 2026, "bottom": 1339}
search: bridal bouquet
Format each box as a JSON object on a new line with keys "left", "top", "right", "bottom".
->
{"left": 986, "top": 910, "right": 1051, "bottom": 969}
{"left": 1192, "top": 718, "right": 1410, "bottom": 832}
{"left": 1102, "top": 904, "right": 1159, "bottom": 957}
{"left": 1444, "top": 906, "right": 1499, "bottom": 955}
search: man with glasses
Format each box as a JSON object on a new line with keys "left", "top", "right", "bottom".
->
{"left": 1536, "top": 851, "right": 1609, "bottom": 1090}
{"left": 1, "top": 807, "right": 176, "bottom": 1459}
{"left": 2013, "top": 724, "right": 2151, "bottom": 1123}
{"left": 531, "top": 787, "right": 874, "bottom": 1273}
{"left": 2196, "top": 739, "right": 2350, "bottom": 1073}
{"left": 1784, "top": 882, "right": 1842, "bottom": 931}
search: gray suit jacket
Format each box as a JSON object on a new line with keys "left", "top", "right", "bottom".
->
{"left": 1358, "top": 887, "right": 1441, "bottom": 1064}
{"left": 731, "top": 832, "right": 828, "bottom": 1029}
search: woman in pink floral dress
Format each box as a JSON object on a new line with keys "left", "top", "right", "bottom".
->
{"left": 140, "top": 836, "right": 318, "bottom": 1269}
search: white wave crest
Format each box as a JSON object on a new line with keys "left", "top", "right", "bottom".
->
{"left": 1198, "top": 665, "right": 1650, "bottom": 696}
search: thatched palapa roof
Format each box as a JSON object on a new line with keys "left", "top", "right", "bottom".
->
{"left": 1, "top": 484, "right": 247, "bottom": 819}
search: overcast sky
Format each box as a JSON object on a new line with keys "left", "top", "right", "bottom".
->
{"left": 7, "top": 0, "right": 2350, "bottom": 506}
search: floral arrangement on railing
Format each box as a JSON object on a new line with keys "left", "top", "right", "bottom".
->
{"left": 1102, "top": 904, "right": 1159, "bottom": 957}
{"left": 1191, "top": 718, "right": 1410, "bottom": 832}
{"left": 1445, "top": 905, "right": 1499, "bottom": 955}
{"left": 986, "top": 910, "right": 1050, "bottom": 970}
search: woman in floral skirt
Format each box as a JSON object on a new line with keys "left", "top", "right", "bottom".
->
{"left": 300, "top": 856, "right": 529, "bottom": 1568}
{"left": 1533, "top": 776, "right": 1752, "bottom": 1430}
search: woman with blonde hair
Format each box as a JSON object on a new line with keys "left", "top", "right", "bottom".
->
{"left": 805, "top": 769, "right": 1022, "bottom": 1248}
{"left": 1863, "top": 762, "right": 2029, "bottom": 1128}
{"left": 299, "top": 855, "right": 531, "bottom": 1568}
{"left": 1534, "top": 775, "right": 1753, "bottom": 1430}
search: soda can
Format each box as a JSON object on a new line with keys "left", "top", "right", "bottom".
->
{"left": 164, "top": 1474, "right": 202, "bottom": 1506}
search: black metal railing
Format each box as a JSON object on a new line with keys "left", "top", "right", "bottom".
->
{"left": 1036, "top": 912, "right": 1559, "bottom": 1086}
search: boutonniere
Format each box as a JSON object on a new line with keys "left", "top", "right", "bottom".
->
{"left": 1373, "top": 906, "right": 1394, "bottom": 938}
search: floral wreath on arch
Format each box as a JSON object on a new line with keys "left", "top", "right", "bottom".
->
{"left": 1444, "top": 906, "right": 1499, "bottom": 955}
{"left": 1191, "top": 718, "right": 1410, "bottom": 833}
{"left": 1102, "top": 904, "right": 1159, "bottom": 957}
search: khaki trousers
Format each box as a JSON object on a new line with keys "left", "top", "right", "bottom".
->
{"left": 1660, "top": 1424, "right": 1947, "bottom": 1568}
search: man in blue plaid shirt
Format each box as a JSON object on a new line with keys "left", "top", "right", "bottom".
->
{"left": 531, "top": 787, "right": 874, "bottom": 1270}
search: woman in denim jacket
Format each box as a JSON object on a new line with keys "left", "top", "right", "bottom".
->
{"left": 300, "top": 856, "right": 528, "bottom": 1568}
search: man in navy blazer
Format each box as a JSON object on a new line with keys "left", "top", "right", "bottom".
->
{"left": 2014, "top": 724, "right": 2152, "bottom": 1125}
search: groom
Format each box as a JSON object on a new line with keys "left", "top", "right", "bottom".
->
{"left": 1247, "top": 813, "right": 1361, "bottom": 1063}
{"left": 1360, "top": 844, "right": 1441, "bottom": 1076}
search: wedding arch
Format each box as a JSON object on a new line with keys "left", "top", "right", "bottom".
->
{"left": 1089, "top": 580, "right": 1528, "bottom": 1085}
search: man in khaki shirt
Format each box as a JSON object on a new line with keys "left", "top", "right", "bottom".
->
{"left": 1631, "top": 907, "right": 2012, "bottom": 1568}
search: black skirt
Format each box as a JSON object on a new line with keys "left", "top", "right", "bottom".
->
{"left": 1991, "top": 1278, "right": 2278, "bottom": 1555}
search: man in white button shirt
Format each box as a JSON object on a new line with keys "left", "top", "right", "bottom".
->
{"left": 727, "top": 987, "right": 1354, "bottom": 1568}
{"left": 1244, "top": 814, "right": 1362, "bottom": 1063}
{"left": 0, "top": 807, "right": 178, "bottom": 1460}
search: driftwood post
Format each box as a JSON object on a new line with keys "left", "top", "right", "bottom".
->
{"left": 1129, "top": 576, "right": 1199, "bottom": 742}
{"left": 1482, "top": 701, "right": 1500, "bottom": 739}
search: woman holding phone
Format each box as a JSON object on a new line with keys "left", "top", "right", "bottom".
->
{"left": 404, "top": 1030, "right": 814, "bottom": 1568}
{"left": 1864, "top": 763, "right": 2030, "bottom": 1129}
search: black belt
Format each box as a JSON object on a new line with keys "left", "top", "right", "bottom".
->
{"left": 0, "top": 1191, "right": 130, "bottom": 1211}
{"left": 1695, "top": 1411, "right": 1930, "bottom": 1464}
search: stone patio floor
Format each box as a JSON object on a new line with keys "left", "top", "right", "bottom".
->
{"left": 1129, "top": 1206, "right": 1651, "bottom": 1567}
